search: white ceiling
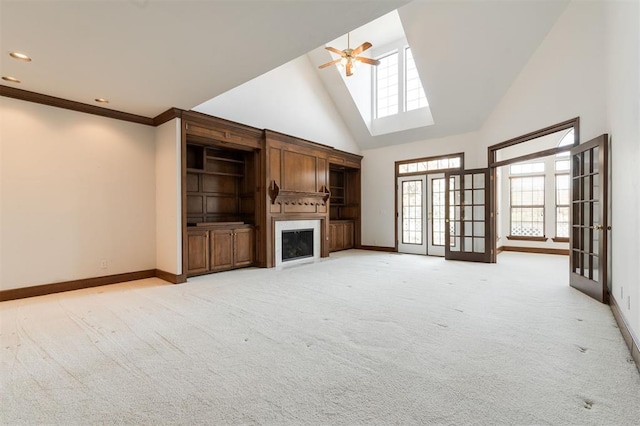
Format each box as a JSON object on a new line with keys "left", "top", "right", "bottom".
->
{"left": 1, "top": 0, "right": 569, "bottom": 149}
{"left": 0, "top": 0, "right": 408, "bottom": 117}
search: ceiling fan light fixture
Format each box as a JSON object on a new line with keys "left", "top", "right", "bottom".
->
{"left": 319, "top": 32, "right": 378, "bottom": 77}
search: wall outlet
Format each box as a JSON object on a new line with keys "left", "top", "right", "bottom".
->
{"left": 100, "top": 259, "right": 108, "bottom": 269}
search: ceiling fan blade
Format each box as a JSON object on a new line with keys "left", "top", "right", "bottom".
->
{"left": 318, "top": 58, "right": 341, "bottom": 69}
{"left": 351, "top": 41, "right": 372, "bottom": 56}
{"left": 346, "top": 61, "right": 353, "bottom": 77}
{"left": 325, "top": 46, "right": 345, "bottom": 56}
{"left": 356, "top": 56, "right": 381, "bottom": 66}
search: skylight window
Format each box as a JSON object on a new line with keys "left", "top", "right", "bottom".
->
{"left": 374, "top": 46, "right": 428, "bottom": 120}
{"left": 405, "top": 47, "right": 428, "bottom": 111}
{"left": 375, "top": 51, "right": 399, "bottom": 118}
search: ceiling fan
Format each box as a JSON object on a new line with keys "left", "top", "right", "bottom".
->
{"left": 318, "top": 33, "right": 380, "bottom": 77}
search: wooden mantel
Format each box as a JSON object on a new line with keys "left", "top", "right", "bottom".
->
{"left": 268, "top": 181, "right": 331, "bottom": 206}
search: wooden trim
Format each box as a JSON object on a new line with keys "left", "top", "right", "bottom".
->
{"left": 155, "top": 269, "right": 184, "bottom": 284}
{"left": 0, "top": 86, "right": 155, "bottom": 126}
{"left": 495, "top": 246, "right": 505, "bottom": 254}
{"left": 153, "top": 107, "right": 184, "bottom": 126}
{"left": 492, "top": 145, "right": 572, "bottom": 169}
{"left": 552, "top": 237, "right": 569, "bottom": 243}
{"left": 0, "top": 270, "right": 157, "bottom": 302}
{"left": 182, "top": 110, "right": 263, "bottom": 139}
{"left": 180, "top": 118, "right": 189, "bottom": 283}
{"left": 506, "top": 235, "right": 548, "bottom": 242}
{"left": 501, "top": 246, "right": 569, "bottom": 255}
{"left": 488, "top": 117, "right": 579, "bottom": 154}
{"left": 359, "top": 245, "right": 397, "bottom": 253}
{"left": 610, "top": 295, "right": 640, "bottom": 373}
{"left": 265, "top": 129, "right": 337, "bottom": 155}
{"left": 395, "top": 152, "right": 464, "bottom": 176}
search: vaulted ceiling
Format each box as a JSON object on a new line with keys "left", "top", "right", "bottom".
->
{"left": 0, "top": 0, "right": 408, "bottom": 117}
{"left": 1, "top": 0, "right": 569, "bottom": 149}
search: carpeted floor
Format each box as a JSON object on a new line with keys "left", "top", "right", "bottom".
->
{"left": 1, "top": 250, "right": 639, "bottom": 425}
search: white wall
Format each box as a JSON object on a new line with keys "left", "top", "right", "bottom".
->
{"left": 194, "top": 55, "right": 360, "bottom": 154}
{"left": 479, "top": 1, "right": 607, "bottom": 146}
{"left": 155, "top": 119, "right": 182, "bottom": 275}
{"left": 604, "top": 0, "right": 640, "bottom": 339}
{"left": 0, "top": 98, "right": 157, "bottom": 290}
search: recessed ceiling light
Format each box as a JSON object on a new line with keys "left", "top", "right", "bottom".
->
{"left": 2, "top": 76, "right": 21, "bottom": 83}
{"left": 95, "top": 98, "right": 109, "bottom": 104}
{"left": 9, "top": 52, "right": 31, "bottom": 62}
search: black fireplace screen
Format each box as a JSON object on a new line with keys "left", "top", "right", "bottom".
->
{"left": 282, "top": 229, "right": 314, "bottom": 262}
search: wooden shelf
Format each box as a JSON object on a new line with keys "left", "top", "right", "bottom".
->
{"left": 187, "top": 168, "right": 243, "bottom": 177}
{"left": 206, "top": 156, "right": 244, "bottom": 164}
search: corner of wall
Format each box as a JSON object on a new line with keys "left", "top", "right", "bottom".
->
{"left": 155, "top": 118, "right": 182, "bottom": 276}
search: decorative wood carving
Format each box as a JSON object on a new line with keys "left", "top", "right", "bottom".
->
{"left": 268, "top": 181, "right": 330, "bottom": 206}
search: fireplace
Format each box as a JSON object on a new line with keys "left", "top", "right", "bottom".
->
{"left": 275, "top": 219, "right": 321, "bottom": 267}
{"left": 282, "top": 229, "right": 314, "bottom": 262}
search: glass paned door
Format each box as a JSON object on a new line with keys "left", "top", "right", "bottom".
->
{"left": 398, "top": 176, "right": 427, "bottom": 254}
{"left": 445, "top": 169, "right": 491, "bottom": 262}
{"left": 427, "top": 174, "right": 446, "bottom": 256}
{"left": 570, "top": 135, "right": 609, "bottom": 303}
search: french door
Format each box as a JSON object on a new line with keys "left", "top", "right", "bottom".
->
{"left": 570, "top": 135, "right": 609, "bottom": 303}
{"left": 427, "top": 174, "right": 446, "bottom": 256}
{"left": 444, "top": 169, "right": 491, "bottom": 262}
{"left": 397, "top": 174, "right": 448, "bottom": 256}
{"left": 397, "top": 176, "right": 427, "bottom": 254}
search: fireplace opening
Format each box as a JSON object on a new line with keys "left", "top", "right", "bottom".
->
{"left": 282, "top": 229, "right": 314, "bottom": 262}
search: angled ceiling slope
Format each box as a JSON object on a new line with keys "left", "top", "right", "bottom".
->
{"left": 0, "top": 0, "right": 408, "bottom": 117}
{"left": 309, "top": 0, "right": 569, "bottom": 149}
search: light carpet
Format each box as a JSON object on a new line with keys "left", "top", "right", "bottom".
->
{"left": 1, "top": 250, "right": 639, "bottom": 425}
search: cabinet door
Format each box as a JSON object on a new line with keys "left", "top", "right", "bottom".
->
{"left": 343, "top": 221, "right": 354, "bottom": 249}
{"left": 336, "top": 223, "right": 345, "bottom": 250}
{"left": 234, "top": 227, "right": 254, "bottom": 267}
{"left": 210, "top": 229, "right": 234, "bottom": 271}
{"left": 329, "top": 224, "right": 338, "bottom": 252}
{"left": 187, "top": 230, "right": 209, "bottom": 275}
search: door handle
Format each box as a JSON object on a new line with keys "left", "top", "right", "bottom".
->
{"left": 594, "top": 225, "right": 603, "bottom": 230}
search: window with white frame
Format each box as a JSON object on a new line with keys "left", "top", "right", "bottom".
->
{"left": 375, "top": 51, "right": 399, "bottom": 118}
{"left": 405, "top": 47, "right": 428, "bottom": 111}
{"left": 555, "top": 173, "right": 570, "bottom": 238}
{"left": 374, "top": 46, "right": 428, "bottom": 119}
{"left": 509, "top": 162, "right": 545, "bottom": 237}
{"left": 397, "top": 154, "right": 462, "bottom": 174}
{"left": 554, "top": 139, "right": 572, "bottom": 239}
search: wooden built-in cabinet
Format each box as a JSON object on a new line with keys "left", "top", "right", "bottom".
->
{"left": 186, "top": 224, "right": 254, "bottom": 276}
{"left": 186, "top": 144, "right": 255, "bottom": 225}
{"left": 180, "top": 111, "right": 362, "bottom": 278}
{"left": 329, "top": 157, "right": 361, "bottom": 252}
{"left": 329, "top": 220, "right": 354, "bottom": 252}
